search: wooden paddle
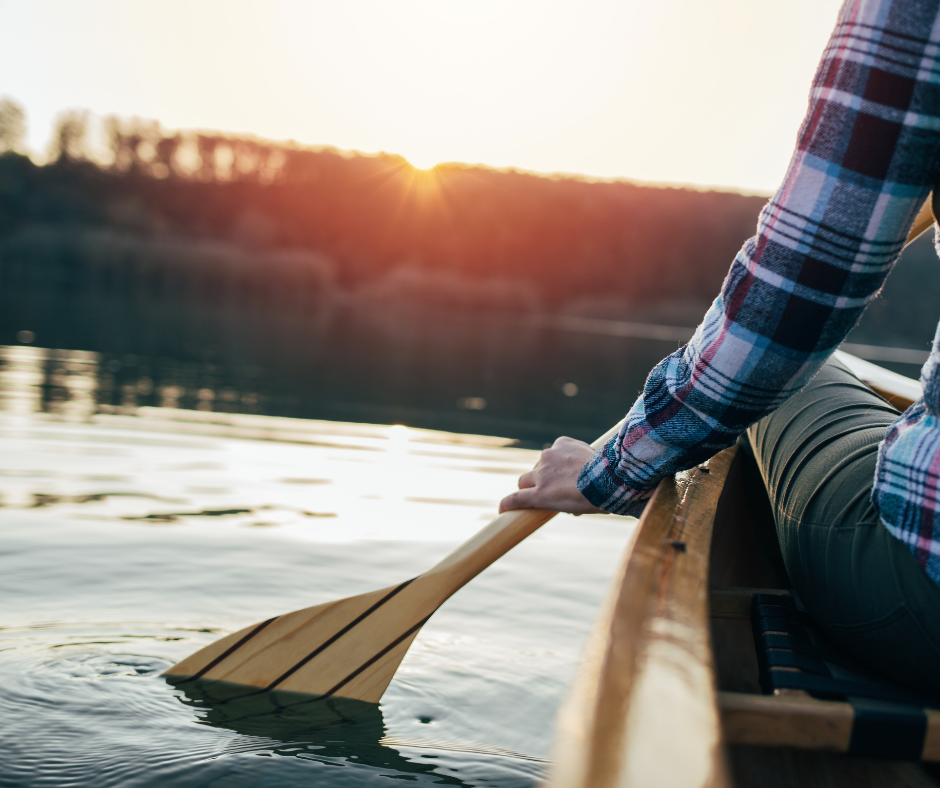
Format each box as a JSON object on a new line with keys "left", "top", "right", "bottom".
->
{"left": 166, "top": 192, "right": 936, "bottom": 704}
{"left": 164, "top": 420, "right": 625, "bottom": 703}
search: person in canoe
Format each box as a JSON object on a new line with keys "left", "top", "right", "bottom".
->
{"left": 501, "top": 0, "right": 940, "bottom": 695}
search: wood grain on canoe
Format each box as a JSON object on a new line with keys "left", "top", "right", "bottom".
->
{"left": 547, "top": 447, "right": 737, "bottom": 788}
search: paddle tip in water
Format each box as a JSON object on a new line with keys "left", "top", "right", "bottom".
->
{"left": 163, "top": 579, "right": 430, "bottom": 704}
{"left": 165, "top": 418, "right": 628, "bottom": 704}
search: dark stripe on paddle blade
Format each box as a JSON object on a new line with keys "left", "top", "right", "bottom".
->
{"left": 321, "top": 615, "right": 432, "bottom": 699}
{"left": 266, "top": 578, "right": 417, "bottom": 691}
{"left": 190, "top": 617, "right": 277, "bottom": 680}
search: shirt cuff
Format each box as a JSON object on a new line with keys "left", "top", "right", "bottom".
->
{"left": 577, "top": 436, "right": 656, "bottom": 517}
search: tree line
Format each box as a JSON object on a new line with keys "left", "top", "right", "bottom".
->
{"left": 0, "top": 103, "right": 768, "bottom": 315}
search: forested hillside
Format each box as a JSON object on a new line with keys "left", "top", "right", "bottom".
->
{"left": 0, "top": 114, "right": 767, "bottom": 315}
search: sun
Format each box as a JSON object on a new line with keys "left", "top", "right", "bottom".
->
{"left": 404, "top": 152, "right": 439, "bottom": 171}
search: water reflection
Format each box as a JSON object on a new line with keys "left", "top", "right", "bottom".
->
{"left": 170, "top": 679, "right": 515, "bottom": 786}
{"left": 0, "top": 345, "right": 99, "bottom": 420}
{"left": 2, "top": 265, "right": 929, "bottom": 447}
{"left": 0, "top": 348, "right": 602, "bottom": 787}
{"left": 0, "top": 344, "right": 265, "bottom": 422}
{"left": 1, "top": 286, "right": 673, "bottom": 445}
{"left": 0, "top": 345, "right": 47, "bottom": 415}
{"left": 47, "top": 349, "right": 99, "bottom": 419}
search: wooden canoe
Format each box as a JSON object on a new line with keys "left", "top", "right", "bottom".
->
{"left": 545, "top": 351, "right": 940, "bottom": 788}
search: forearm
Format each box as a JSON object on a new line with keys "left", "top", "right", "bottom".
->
{"left": 580, "top": 0, "right": 940, "bottom": 515}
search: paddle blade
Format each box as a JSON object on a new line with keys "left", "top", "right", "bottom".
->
{"left": 163, "top": 578, "right": 428, "bottom": 704}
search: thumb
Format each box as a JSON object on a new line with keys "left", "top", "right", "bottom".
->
{"left": 499, "top": 487, "right": 541, "bottom": 513}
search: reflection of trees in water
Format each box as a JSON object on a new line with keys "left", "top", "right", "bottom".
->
{"left": 171, "top": 678, "right": 473, "bottom": 785}
{"left": 0, "top": 284, "right": 670, "bottom": 445}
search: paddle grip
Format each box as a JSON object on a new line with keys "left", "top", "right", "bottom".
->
{"left": 424, "top": 419, "right": 625, "bottom": 595}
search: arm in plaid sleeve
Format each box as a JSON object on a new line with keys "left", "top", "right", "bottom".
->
{"left": 578, "top": 0, "right": 940, "bottom": 516}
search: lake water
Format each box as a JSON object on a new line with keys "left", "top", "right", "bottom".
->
{"left": 0, "top": 344, "right": 635, "bottom": 787}
{"left": 0, "top": 287, "right": 680, "bottom": 448}
{"left": 1, "top": 284, "right": 925, "bottom": 454}
{"left": 0, "top": 266, "right": 928, "bottom": 787}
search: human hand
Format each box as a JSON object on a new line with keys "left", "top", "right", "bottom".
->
{"left": 498, "top": 436, "right": 606, "bottom": 515}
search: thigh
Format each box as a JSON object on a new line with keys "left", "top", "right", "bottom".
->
{"left": 747, "top": 358, "right": 940, "bottom": 693}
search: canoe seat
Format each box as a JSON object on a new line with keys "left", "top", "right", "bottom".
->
{"left": 717, "top": 592, "right": 940, "bottom": 760}
{"left": 751, "top": 592, "right": 938, "bottom": 710}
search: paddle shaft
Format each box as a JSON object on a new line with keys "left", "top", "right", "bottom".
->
{"left": 418, "top": 419, "right": 625, "bottom": 601}
{"left": 164, "top": 420, "right": 625, "bottom": 700}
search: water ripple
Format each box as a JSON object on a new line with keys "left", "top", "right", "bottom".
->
{"left": 0, "top": 625, "right": 543, "bottom": 787}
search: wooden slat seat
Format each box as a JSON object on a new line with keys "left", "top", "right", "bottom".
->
{"left": 714, "top": 591, "right": 940, "bottom": 761}
{"left": 706, "top": 554, "right": 940, "bottom": 763}
{"left": 719, "top": 691, "right": 940, "bottom": 761}
{"left": 750, "top": 593, "right": 939, "bottom": 710}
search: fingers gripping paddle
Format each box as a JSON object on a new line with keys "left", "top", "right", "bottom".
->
{"left": 164, "top": 421, "right": 624, "bottom": 704}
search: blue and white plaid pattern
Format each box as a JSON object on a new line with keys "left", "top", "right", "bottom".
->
{"left": 578, "top": 0, "right": 940, "bottom": 586}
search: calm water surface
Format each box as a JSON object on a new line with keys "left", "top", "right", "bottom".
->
{"left": 0, "top": 346, "right": 634, "bottom": 787}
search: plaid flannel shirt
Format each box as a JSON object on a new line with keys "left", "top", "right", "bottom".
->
{"left": 577, "top": 0, "right": 940, "bottom": 587}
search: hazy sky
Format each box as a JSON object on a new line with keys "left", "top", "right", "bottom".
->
{"left": 0, "top": 0, "right": 844, "bottom": 193}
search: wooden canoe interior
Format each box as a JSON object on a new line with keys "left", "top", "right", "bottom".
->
{"left": 709, "top": 447, "right": 940, "bottom": 787}
{"left": 548, "top": 354, "right": 940, "bottom": 788}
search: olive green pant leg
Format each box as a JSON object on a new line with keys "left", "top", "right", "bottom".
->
{"left": 746, "top": 357, "right": 940, "bottom": 695}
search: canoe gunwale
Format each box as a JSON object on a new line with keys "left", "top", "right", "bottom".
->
{"left": 546, "top": 447, "right": 738, "bottom": 788}
{"left": 546, "top": 351, "right": 940, "bottom": 787}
